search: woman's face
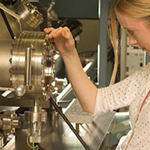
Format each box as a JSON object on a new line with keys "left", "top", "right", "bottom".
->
{"left": 115, "top": 10, "right": 150, "bottom": 54}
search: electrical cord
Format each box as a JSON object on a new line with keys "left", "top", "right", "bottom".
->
{"left": 124, "top": 92, "right": 150, "bottom": 150}
{"left": 49, "top": 97, "right": 90, "bottom": 150}
{"left": 26, "top": 128, "right": 39, "bottom": 150}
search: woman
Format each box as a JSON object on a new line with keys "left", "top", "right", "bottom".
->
{"left": 44, "top": 0, "right": 150, "bottom": 149}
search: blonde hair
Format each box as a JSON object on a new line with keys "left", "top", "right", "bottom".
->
{"left": 109, "top": 0, "right": 150, "bottom": 149}
{"left": 113, "top": 0, "right": 150, "bottom": 19}
{"left": 110, "top": 0, "right": 150, "bottom": 48}
{"left": 109, "top": 0, "right": 150, "bottom": 85}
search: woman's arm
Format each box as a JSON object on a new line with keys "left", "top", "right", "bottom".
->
{"left": 44, "top": 27, "right": 97, "bottom": 113}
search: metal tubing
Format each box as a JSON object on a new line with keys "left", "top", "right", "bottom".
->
{"left": 49, "top": 97, "right": 90, "bottom": 150}
{"left": 25, "top": 47, "right": 32, "bottom": 89}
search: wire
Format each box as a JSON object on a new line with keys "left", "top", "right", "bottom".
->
{"left": 33, "top": 136, "right": 35, "bottom": 150}
{"left": 26, "top": 128, "right": 39, "bottom": 150}
{"left": 0, "top": 2, "right": 22, "bottom": 32}
{"left": 26, "top": 129, "right": 33, "bottom": 149}
{"left": 49, "top": 97, "right": 90, "bottom": 150}
{"left": 0, "top": 9, "right": 14, "bottom": 39}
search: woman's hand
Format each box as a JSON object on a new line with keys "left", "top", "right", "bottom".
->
{"left": 44, "top": 27, "right": 97, "bottom": 114}
{"left": 44, "top": 27, "right": 75, "bottom": 57}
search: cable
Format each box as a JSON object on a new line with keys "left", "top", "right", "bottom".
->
{"left": 49, "top": 97, "right": 90, "bottom": 150}
{"left": 26, "top": 128, "right": 39, "bottom": 150}
{"left": 0, "top": 9, "right": 14, "bottom": 39}
{"left": 33, "top": 136, "right": 35, "bottom": 150}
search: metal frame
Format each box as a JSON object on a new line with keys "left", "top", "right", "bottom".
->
{"left": 97, "top": 0, "right": 115, "bottom": 87}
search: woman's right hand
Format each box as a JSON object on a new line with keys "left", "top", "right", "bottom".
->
{"left": 44, "top": 27, "right": 75, "bottom": 57}
{"left": 44, "top": 27, "right": 97, "bottom": 114}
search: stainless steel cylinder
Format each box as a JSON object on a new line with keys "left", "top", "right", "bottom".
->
{"left": 14, "top": 0, "right": 44, "bottom": 28}
{"left": 11, "top": 31, "right": 45, "bottom": 97}
{"left": 0, "top": 31, "right": 56, "bottom": 98}
{"left": 0, "top": 39, "right": 13, "bottom": 88}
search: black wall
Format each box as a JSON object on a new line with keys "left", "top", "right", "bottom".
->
{"left": 41, "top": 0, "right": 99, "bottom": 19}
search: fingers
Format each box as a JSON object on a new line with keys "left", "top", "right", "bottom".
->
{"left": 44, "top": 28, "right": 53, "bottom": 33}
{"left": 44, "top": 27, "right": 71, "bottom": 40}
{"left": 61, "top": 27, "right": 71, "bottom": 39}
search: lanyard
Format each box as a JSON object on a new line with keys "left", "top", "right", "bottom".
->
{"left": 125, "top": 92, "right": 150, "bottom": 150}
{"left": 140, "top": 92, "right": 150, "bottom": 112}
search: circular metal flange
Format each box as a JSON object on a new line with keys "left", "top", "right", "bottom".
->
{"left": 11, "top": 31, "right": 57, "bottom": 98}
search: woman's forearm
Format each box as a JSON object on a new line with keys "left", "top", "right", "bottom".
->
{"left": 44, "top": 27, "right": 97, "bottom": 113}
{"left": 62, "top": 48, "right": 97, "bottom": 113}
